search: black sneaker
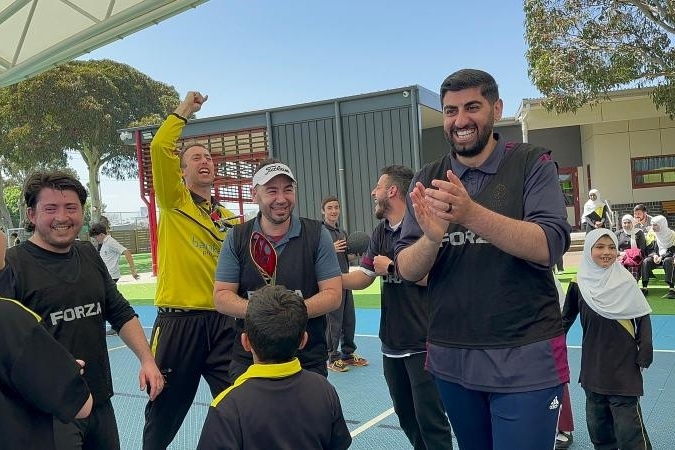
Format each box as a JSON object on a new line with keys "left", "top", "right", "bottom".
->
{"left": 555, "top": 431, "right": 573, "bottom": 450}
{"left": 667, "top": 289, "right": 675, "bottom": 299}
{"left": 640, "top": 287, "right": 649, "bottom": 296}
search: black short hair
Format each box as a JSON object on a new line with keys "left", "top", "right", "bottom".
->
{"left": 380, "top": 165, "right": 414, "bottom": 199}
{"left": 23, "top": 171, "right": 87, "bottom": 232}
{"left": 244, "top": 285, "right": 308, "bottom": 363}
{"left": 633, "top": 204, "right": 647, "bottom": 213}
{"left": 89, "top": 222, "right": 108, "bottom": 237}
{"left": 440, "top": 69, "right": 499, "bottom": 105}
{"left": 321, "top": 195, "right": 339, "bottom": 210}
{"left": 99, "top": 215, "right": 111, "bottom": 230}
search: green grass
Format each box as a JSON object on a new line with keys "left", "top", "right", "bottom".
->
{"left": 117, "top": 271, "right": 384, "bottom": 308}
{"left": 117, "top": 256, "right": 675, "bottom": 315}
{"left": 353, "top": 279, "right": 382, "bottom": 309}
{"left": 353, "top": 268, "right": 675, "bottom": 314}
{"left": 119, "top": 253, "right": 153, "bottom": 275}
{"left": 117, "top": 283, "right": 156, "bottom": 306}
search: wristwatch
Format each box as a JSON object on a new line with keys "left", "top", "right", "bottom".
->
{"left": 387, "top": 262, "right": 395, "bottom": 275}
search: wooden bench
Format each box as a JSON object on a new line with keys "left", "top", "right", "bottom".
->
{"left": 662, "top": 200, "right": 675, "bottom": 215}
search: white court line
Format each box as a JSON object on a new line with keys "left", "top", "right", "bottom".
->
{"left": 567, "top": 345, "right": 675, "bottom": 353}
{"left": 350, "top": 407, "right": 395, "bottom": 438}
{"left": 108, "top": 345, "right": 128, "bottom": 352}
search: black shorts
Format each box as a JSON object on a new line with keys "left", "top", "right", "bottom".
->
{"left": 53, "top": 398, "right": 120, "bottom": 450}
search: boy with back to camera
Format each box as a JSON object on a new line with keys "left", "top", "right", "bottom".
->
{"left": 197, "top": 285, "right": 352, "bottom": 450}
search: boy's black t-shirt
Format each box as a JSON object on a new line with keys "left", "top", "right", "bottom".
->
{"left": 0, "top": 298, "right": 90, "bottom": 450}
{"left": 197, "top": 359, "right": 351, "bottom": 450}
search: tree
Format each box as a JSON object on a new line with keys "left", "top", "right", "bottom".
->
{"left": 0, "top": 90, "right": 71, "bottom": 228}
{"left": 2, "top": 184, "right": 21, "bottom": 227}
{"left": 0, "top": 60, "right": 179, "bottom": 222}
{"left": 525, "top": 0, "right": 675, "bottom": 115}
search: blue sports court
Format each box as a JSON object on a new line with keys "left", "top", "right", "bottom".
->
{"left": 108, "top": 307, "right": 675, "bottom": 449}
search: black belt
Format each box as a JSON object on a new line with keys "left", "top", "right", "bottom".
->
{"left": 158, "top": 307, "right": 190, "bottom": 313}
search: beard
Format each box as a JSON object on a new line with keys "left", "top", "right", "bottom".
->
{"left": 444, "top": 115, "right": 494, "bottom": 158}
{"left": 260, "top": 201, "right": 295, "bottom": 226}
{"left": 375, "top": 197, "right": 389, "bottom": 220}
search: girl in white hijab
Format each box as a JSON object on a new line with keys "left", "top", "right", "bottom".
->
{"left": 561, "top": 228, "right": 652, "bottom": 450}
{"left": 641, "top": 215, "right": 675, "bottom": 298}
{"left": 581, "top": 189, "right": 610, "bottom": 233}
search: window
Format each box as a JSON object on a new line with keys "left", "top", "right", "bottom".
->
{"left": 558, "top": 173, "right": 574, "bottom": 207}
{"left": 631, "top": 155, "right": 675, "bottom": 188}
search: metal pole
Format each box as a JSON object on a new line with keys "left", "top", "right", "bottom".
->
{"left": 410, "top": 88, "right": 422, "bottom": 171}
{"left": 334, "top": 101, "right": 349, "bottom": 231}
{"left": 266, "top": 111, "right": 274, "bottom": 157}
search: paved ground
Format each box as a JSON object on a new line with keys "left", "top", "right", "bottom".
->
{"left": 111, "top": 310, "right": 675, "bottom": 450}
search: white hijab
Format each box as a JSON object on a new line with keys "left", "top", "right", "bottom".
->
{"left": 577, "top": 229, "right": 651, "bottom": 320}
{"left": 652, "top": 215, "right": 675, "bottom": 256}
{"left": 621, "top": 214, "right": 638, "bottom": 248}
{"left": 582, "top": 189, "right": 603, "bottom": 218}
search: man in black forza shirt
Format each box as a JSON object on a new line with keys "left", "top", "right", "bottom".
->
{"left": 0, "top": 228, "right": 93, "bottom": 450}
{"left": 0, "top": 171, "right": 164, "bottom": 450}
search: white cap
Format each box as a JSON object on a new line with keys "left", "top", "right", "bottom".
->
{"left": 252, "top": 163, "right": 296, "bottom": 187}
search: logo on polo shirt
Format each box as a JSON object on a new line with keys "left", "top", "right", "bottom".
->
{"left": 50, "top": 302, "right": 102, "bottom": 325}
{"left": 441, "top": 230, "right": 490, "bottom": 247}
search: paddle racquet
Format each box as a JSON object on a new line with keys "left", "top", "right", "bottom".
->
{"left": 250, "top": 231, "right": 277, "bottom": 285}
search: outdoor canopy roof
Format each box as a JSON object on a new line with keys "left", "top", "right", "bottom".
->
{"left": 0, "top": 0, "right": 208, "bottom": 88}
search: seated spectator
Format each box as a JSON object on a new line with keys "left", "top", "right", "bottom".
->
{"left": 616, "top": 215, "right": 646, "bottom": 281}
{"left": 196, "top": 285, "right": 352, "bottom": 450}
{"left": 582, "top": 189, "right": 611, "bottom": 233}
{"left": 633, "top": 204, "right": 653, "bottom": 233}
{"left": 641, "top": 215, "right": 675, "bottom": 299}
{"left": 634, "top": 204, "right": 656, "bottom": 259}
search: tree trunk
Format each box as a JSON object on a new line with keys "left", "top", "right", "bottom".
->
{"left": 81, "top": 146, "right": 102, "bottom": 224}
{"left": 0, "top": 175, "right": 15, "bottom": 230}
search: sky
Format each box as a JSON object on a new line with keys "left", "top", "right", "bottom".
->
{"left": 70, "top": 0, "right": 542, "bottom": 213}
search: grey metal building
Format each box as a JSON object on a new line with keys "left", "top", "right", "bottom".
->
{"left": 122, "top": 86, "right": 446, "bottom": 236}
{"left": 122, "top": 86, "right": 586, "bottom": 245}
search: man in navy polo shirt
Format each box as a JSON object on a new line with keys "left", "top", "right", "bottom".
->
{"left": 395, "top": 69, "right": 571, "bottom": 450}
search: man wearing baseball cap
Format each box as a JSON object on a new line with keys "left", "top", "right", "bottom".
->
{"left": 214, "top": 157, "right": 343, "bottom": 381}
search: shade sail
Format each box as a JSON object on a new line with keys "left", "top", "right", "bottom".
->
{"left": 0, "top": 0, "right": 208, "bottom": 88}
